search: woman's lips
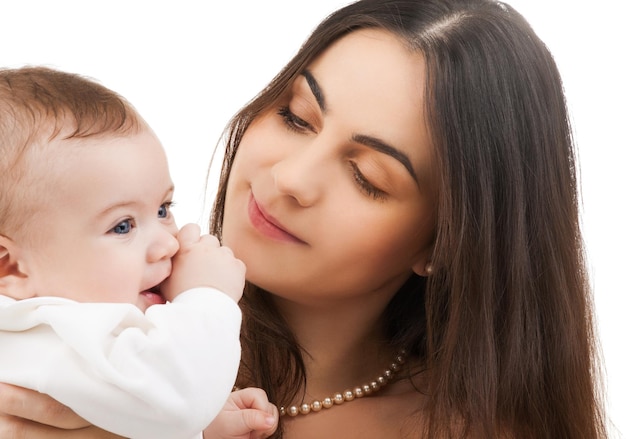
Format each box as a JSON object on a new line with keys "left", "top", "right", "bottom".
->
{"left": 248, "top": 195, "right": 306, "bottom": 244}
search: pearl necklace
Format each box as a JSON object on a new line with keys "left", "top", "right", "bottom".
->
{"left": 280, "top": 350, "right": 407, "bottom": 417}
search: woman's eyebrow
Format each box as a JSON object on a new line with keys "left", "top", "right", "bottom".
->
{"left": 352, "top": 134, "right": 419, "bottom": 186}
{"left": 301, "top": 69, "right": 418, "bottom": 187}
{"left": 302, "top": 69, "right": 326, "bottom": 112}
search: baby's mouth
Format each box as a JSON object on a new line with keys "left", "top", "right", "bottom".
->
{"left": 140, "top": 284, "right": 166, "bottom": 305}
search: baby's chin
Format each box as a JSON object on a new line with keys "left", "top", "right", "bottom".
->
{"left": 137, "top": 291, "right": 166, "bottom": 312}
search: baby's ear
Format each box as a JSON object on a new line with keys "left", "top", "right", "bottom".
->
{"left": 0, "top": 235, "right": 32, "bottom": 299}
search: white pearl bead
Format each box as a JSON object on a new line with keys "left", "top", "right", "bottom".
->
{"left": 278, "top": 350, "right": 406, "bottom": 416}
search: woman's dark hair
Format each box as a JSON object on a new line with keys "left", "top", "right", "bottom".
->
{"left": 210, "top": 1, "right": 606, "bottom": 437}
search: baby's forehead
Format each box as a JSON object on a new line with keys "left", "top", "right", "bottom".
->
{"left": 28, "top": 118, "right": 149, "bottom": 155}
{"left": 15, "top": 128, "right": 140, "bottom": 206}
{"left": 13, "top": 126, "right": 164, "bottom": 219}
{"left": 19, "top": 125, "right": 105, "bottom": 169}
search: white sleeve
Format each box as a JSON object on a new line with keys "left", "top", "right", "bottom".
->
{"left": 0, "top": 289, "right": 241, "bottom": 439}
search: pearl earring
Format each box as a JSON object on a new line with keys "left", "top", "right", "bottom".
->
{"left": 425, "top": 262, "right": 433, "bottom": 275}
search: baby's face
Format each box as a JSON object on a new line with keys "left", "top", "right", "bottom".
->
{"left": 18, "top": 128, "right": 179, "bottom": 311}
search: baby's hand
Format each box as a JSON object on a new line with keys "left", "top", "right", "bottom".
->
{"left": 203, "top": 387, "right": 278, "bottom": 439}
{"left": 160, "top": 223, "right": 245, "bottom": 303}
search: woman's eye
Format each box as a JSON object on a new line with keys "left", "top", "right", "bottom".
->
{"left": 349, "top": 162, "right": 388, "bottom": 201}
{"left": 110, "top": 219, "right": 133, "bottom": 235}
{"left": 158, "top": 202, "right": 173, "bottom": 219}
{"left": 278, "top": 106, "right": 315, "bottom": 133}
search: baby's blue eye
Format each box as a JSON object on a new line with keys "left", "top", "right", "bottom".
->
{"left": 158, "top": 202, "right": 172, "bottom": 219}
{"left": 111, "top": 219, "right": 132, "bottom": 235}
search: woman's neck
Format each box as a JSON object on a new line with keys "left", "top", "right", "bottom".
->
{"left": 273, "top": 294, "right": 397, "bottom": 398}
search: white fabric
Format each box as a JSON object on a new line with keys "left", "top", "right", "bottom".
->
{"left": 0, "top": 288, "right": 241, "bottom": 439}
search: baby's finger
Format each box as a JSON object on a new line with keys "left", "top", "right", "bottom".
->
{"left": 234, "top": 388, "right": 278, "bottom": 420}
{"left": 197, "top": 233, "right": 222, "bottom": 248}
{"left": 176, "top": 223, "right": 201, "bottom": 247}
{"left": 242, "top": 408, "right": 278, "bottom": 438}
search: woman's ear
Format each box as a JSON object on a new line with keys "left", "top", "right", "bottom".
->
{"left": 0, "top": 234, "right": 32, "bottom": 299}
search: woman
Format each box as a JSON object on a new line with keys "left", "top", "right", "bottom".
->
{"left": 0, "top": 0, "right": 607, "bottom": 437}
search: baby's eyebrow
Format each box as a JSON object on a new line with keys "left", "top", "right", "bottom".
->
{"left": 99, "top": 200, "right": 137, "bottom": 216}
{"left": 98, "top": 185, "right": 175, "bottom": 216}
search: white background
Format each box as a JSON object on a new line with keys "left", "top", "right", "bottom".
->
{"left": 3, "top": 1, "right": 624, "bottom": 436}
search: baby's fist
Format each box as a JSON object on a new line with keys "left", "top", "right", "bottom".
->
{"left": 161, "top": 224, "right": 245, "bottom": 302}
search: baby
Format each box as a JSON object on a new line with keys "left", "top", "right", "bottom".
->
{"left": 0, "top": 66, "right": 276, "bottom": 439}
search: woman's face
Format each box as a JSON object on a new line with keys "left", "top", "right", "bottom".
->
{"left": 223, "top": 29, "right": 437, "bottom": 305}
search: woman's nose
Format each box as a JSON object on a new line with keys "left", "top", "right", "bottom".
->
{"left": 271, "top": 145, "right": 329, "bottom": 207}
{"left": 147, "top": 225, "right": 180, "bottom": 262}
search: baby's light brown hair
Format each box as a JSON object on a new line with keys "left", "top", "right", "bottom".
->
{"left": 0, "top": 66, "right": 141, "bottom": 237}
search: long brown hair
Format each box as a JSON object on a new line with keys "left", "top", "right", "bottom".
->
{"left": 210, "top": 1, "right": 606, "bottom": 437}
